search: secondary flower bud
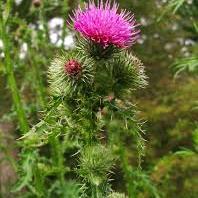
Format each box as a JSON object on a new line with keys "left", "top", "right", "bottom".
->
{"left": 32, "top": 0, "right": 41, "bottom": 7}
{"left": 64, "top": 59, "right": 81, "bottom": 76}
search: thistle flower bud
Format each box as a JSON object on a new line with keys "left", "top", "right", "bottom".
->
{"left": 78, "top": 145, "right": 114, "bottom": 186}
{"left": 101, "top": 52, "right": 147, "bottom": 97}
{"left": 48, "top": 52, "right": 94, "bottom": 97}
{"left": 64, "top": 59, "right": 81, "bottom": 76}
{"left": 32, "top": 0, "right": 41, "bottom": 7}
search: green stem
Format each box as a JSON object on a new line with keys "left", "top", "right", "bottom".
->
{"left": 91, "top": 185, "right": 100, "bottom": 198}
{"left": 50, "top": 135, "right": 66, "bottom": 195}
{"left": 0, "top": 13, "right": 29, "bottom": 134}
{"left": 34, "top": 159, "right": 46, "bottom": 197}
{"left": 29, "top": 49, "right": 46, "bottom": 109}
{"left": 119, "top": 146, "right": 135, "bottom": 198}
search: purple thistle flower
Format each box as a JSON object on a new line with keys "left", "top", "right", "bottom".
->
{"left": 70, "top": 0, "right": 140, "bottom": 48}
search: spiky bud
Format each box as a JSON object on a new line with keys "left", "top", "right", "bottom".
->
{"left": 78, "top": 145, "right": 114, "bottom": 186}
{"left": 101, "top": 52, "right": 147, "bottom": 97}
{"left": 64, "top": 59, "right": 81, "bottom": 77}
{"left": 48, "top": 52, "right": 94, "bottom": 97}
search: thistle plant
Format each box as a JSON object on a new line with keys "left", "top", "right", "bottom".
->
{"left": 16, "top": 1, "right": 154, "bottom": 197}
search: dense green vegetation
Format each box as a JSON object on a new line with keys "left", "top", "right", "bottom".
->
{"left": 0, "top": 0, "right": 197, "bottom": 197}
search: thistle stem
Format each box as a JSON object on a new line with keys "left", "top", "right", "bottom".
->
{"left": 91, "top": 185, "right": 100, "bottom": 198}
{"left": 0, "top": 15, "right": 29, "bottom": 134}
{"left": 119, "top": 145, "right": 135, "bottom": 197}
{"left": 50, "top": 135, "right": 66, "bottom": 195}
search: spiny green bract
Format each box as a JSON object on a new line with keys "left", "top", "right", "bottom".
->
{"left": 48, "top": 51, "right": 94, "bottom": 97}
{"left": 102, "top": 52, "right": 147, "bottom": 97}
{"left": 78, "top": 145, "right": 115, "bottom": 186}
{"left": 49, "top": 50, "right": 147, "bottom": 100}
{"left": 76, "top": 37, "right": 121, "bottom": 60}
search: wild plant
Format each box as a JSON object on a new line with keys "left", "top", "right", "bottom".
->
{"left": 13, "top": 1, "right": 160, "bottom": 197}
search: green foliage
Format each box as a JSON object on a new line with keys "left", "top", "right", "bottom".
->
{"left": 77, "top": 38, "right": 121, "bottom": 60}
{"left": 108, "top": 192, "right": 128, "bottom": 198}
{"left": 154, "top": 1, "right": 198, "bottom": 198}
{"left": 159, "top": 0, "right": 186, "bottom": 17}
{"left": 0, "top": 0, "right": 197, "bottom": 197}
{"left": 152, "top": 152, "right": 198, "bottom": 198}
{"left": 11, "top": 0, "right": 152, "bottom": 196}
{"left": 5, "top": 0, "right": 153, "bottom": 196}
{"left": 0, "top": 0, "right": 29, "bottom": 134}
{"left": 171, "top": 56, "right": 198, "bottom": 77}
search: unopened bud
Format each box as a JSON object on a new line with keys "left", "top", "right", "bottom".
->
{"left": 33, "top": 0, "right": 41, "bottom": 7}
{"left": 64, "top": 59, "right": 82, "bottom": 76}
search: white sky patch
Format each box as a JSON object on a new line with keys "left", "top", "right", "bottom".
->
{"left": 49, "top": 32, "right": 59, "bottom": 44}
{"left": 48, "top": 17, "right": 64, "bottom": 46}
{"left": 0, "top": 53, "right": 5, "bottom": 58}
{"left": 38, "top": 23, "right": 44, "bottom": 30}
{"left": 164, "top": 43, "right": 174, "bottom": 51}
{"left": 48, "top": 17, "right": 64, "bottom": 30}
{"left": 64, "top": 34, "right": 75, "bottom": 49}
{"left": 140, "top": 17, "right": 148, "bottom": 26}
{"left": 19, "top": 42, "right": 28, "bottom": 59}
{"left": 0, "top": 39, "right": 3, "bottom": 49}
{"left": 47, "top": 17, "right": 75, "bottom": 49}
{"left": 15, "top": 0, "right": 22, "bottom": 6}
{"left": 153, "top": 33, "right": 159, "bottom": 38}
{"left": 187, "top": 0, "right": 193, "bottom": 4}
{"left": 172, "top": 23, "right": 179, "bottom": 31}
{"left": 0, "top": 39, "right": 4, "bottom": 58}
{"left": 177, "top": 38, "right": 185, "bottom": 45}
{"left": 185, "top": 39, "right": 195, "bottom": 46}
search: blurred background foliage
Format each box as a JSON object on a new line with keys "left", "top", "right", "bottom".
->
{"left": 0, "top": 0, "right": 197, "bottom": 197}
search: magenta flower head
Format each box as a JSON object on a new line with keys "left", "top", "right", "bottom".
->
{"left": 71, "top": 0, "right": 140, "bottom": 48}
